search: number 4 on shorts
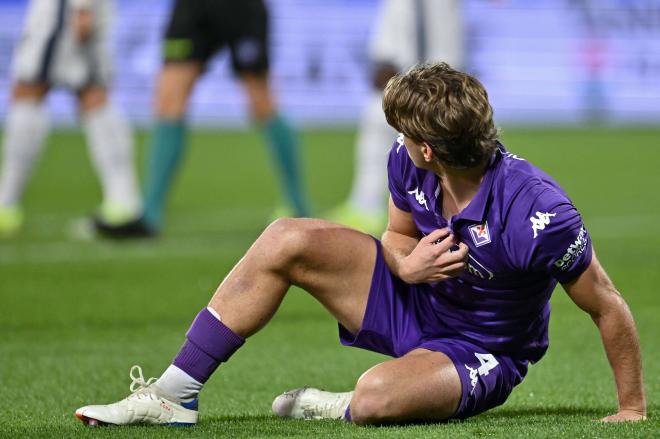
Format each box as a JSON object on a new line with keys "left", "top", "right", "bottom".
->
{"left": 474, "top": 352, "right": 499, "bottom": 376}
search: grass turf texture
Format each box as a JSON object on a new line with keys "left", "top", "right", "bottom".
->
{"left": 0, "top": 127, "right": 658, "bottom": 438}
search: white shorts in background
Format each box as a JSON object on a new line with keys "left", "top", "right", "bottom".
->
{"left": 11, "top": 0, "right": 114, "bottom": 90}
{"left": 370, "top": 0, "right": 464, "bottom": 70}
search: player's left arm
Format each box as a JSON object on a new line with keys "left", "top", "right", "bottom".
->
{"left": 562, "top": 253, "right": 647, "bottom": 423}
{"left": 514, "top": 185, "right": 647, "bottom": 422}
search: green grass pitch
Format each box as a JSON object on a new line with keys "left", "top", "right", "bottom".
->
{"left": 0, "top": 127, "right": 658, "bottom": 438}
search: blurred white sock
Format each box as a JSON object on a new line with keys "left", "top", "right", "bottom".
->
{"left": 347, "top": 91, "right": 395, "bottom": 215}
{"left": 83, "top": 104, "right": 141, "bottom": 220}
{"left": 0, "top": 100, "right": 50, "bottom": 208}
{"left": 156, "top": 365, "right": 203, "bottom": 402}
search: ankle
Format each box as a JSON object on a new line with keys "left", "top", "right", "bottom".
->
{"left": 155, "top": 365, "right": 203, "bottom": 402}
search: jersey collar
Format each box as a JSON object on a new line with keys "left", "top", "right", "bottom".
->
{"left": 451, "top": 146, "right": 503, "bottom": 224}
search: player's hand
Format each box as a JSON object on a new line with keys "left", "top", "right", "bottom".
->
{"left": 399, "top": 228, "right": 468, "bottom": 284}
{"left": 599, "top": 409, "right": 647, "bottom": 423}
{"left": 73, "top": 9, "right": 95, "bottom": 43}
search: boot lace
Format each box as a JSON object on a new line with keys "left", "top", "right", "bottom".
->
{"left": 127, "top": 365, "right": 159, "bottom": 400}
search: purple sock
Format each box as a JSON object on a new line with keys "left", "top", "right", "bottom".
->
{"left": 172, "top": 308, "right": 245, "bottom": 383}
{"left": 344, "top": 405, "right": 352, "bottom": 422}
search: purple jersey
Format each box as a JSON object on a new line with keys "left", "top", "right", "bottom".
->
{"left": 387, "top": 135, "right": 593, "bottom": 363}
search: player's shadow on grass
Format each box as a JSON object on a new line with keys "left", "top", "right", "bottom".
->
{"left": 204, "top": 414, "right": 346, "bottom": 424}
{"left": 199, "top": 415, "right": 353, "bottom": 435}
{"left": 204, "top": 415, "right": 276, "bottom": 423}
{"left": 481, "top": 406, "right": 604, "bottom": 420}
{"left": 200, "top": 407, "right": 604, "bottom": 431}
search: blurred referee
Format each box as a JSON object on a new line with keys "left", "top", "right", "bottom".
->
{"left": 97, "top": 0, "right": 312, "bottom": 237}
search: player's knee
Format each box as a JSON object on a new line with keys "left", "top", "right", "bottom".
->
{"left": 78, "top": 87, "right": 108, "bottom": 112}
{"left": 350, "top": 373, "right": 395, "bottom": 425}
{"left": 248, "top": 93, "right": 275, "bottom": 122}
{"left": 155, "top": 78, "right": 188, "bottom": 118}
{"left": 250, "top": 100, "right": 275, "bottom": 123}
{"left": 156, "top": 89, "right": 187, "bottom": 118}
{"left": 12, "top": 82, "right": 49, "bottom": 101}
{"left": 260, "top": 218, "right": 315, "bottom": 266}
{"left": 155, "top": 63, "right": 200, "bottom": 118}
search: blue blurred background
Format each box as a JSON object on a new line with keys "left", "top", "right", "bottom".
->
{"left": 1, "top": 0, "right": 658, "bottom": 127}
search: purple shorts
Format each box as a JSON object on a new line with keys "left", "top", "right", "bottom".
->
{"left": 339, "top": 239, "right": 528, "bottom": 419}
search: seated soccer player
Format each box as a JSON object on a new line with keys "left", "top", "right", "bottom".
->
{"left": 75, "top": 63, "right": 646, "bottom": 426}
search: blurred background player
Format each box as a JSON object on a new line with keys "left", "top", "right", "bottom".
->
{"left": 0, "top": 0, "right": 141, "bottom": 237}
{"left": 328, "top": 0, "right": 464, "bottom": 235}
{"left": 98, "top": 0, "right": 312, "bottom": 237}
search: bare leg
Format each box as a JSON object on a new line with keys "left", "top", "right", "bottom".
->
{"left": 142, "top": 62, "right": 203, "bottom": 228}
{"left": 239, "top": 73, "right": 310, "bottom": 217}
{"left": 13, "top": 81, "right": 50, "bottom": 101}
{"left": 240, "top": 72, "right": 276, "bottom": 122}
{"left": 350, "top": 348, "right": 462, "bottom": 424}
{"left": 76, "top": 218, "right": 462, "bottom": 427}
{"left": 208, "top": 219, "right": 461, "bottom": 425}
{"left": 155, "top": 62, "right": 203, "bottom": 119}
{"left": 209, "top": 218, "right": 376, "bottom": 336}
{"left": 78, "top": 85, "right": 108, "bottom": 112}
{"left": 226, "top": 221, "right": 461, "bottom": 425}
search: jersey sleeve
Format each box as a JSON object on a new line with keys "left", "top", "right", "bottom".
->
{"left": 507, "top": 183, "right": 593, "bottom": 284}
{"left": 387, "top": 135, "right": 411, "bottom": 212}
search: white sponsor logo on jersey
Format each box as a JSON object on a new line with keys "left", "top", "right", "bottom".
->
{"left": 504, "top": 152, "right": 525, "bottom": 161}
{"left": 408, "top": 187, "right": 429, "bottom": 211}
{"left": 530, "top": 211, "right": 556, "bottom": 238}
{"left": 554, "top": 226, "right": 588, "bottom": 270}
{"left": 466, "top": 254, "right": 494, "bottom": 280}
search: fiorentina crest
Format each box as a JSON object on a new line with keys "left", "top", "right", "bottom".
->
{"left": 468, "top": 222, "right": 491, "bottom": 247}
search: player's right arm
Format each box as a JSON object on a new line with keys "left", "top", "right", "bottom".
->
{"left": 381, "top": 197, "right": 467, "bottom": 284}
{"left": 382, "top": 135, "right": 467, "bottom": 283}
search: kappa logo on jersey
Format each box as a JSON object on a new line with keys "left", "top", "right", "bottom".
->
{"left": 530, "top": 211, "right": 556, "bottom": 238}
{"left": 465, "top": 364, "right": 479, "bottom": 395}
{"left": 396, "top": 133, "right": 405, "bottom": 153}
{"left": 554, "top": 226, "right": 588, "bottom": 270}
{"left": 408, "top": 187, "right": 429, "bottom": 211}
{"left": 468, "top": 222, "right": 491, "bottom": 247}
{"left": 465, "top": 353, "right": 500, "bottom": 395}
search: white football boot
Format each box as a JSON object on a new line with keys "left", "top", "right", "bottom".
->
{"left": 272, "top": 387, "right": 353, "bottom": 420}
{"left": 75, "top": 365, "right": 198, "bottom": 427}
